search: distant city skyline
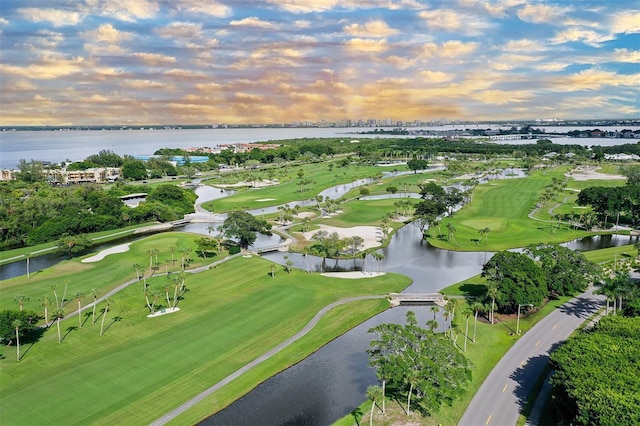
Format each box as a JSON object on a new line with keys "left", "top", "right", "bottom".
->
{"left": 0, "top": 0, "right": 638, "bottom": 126}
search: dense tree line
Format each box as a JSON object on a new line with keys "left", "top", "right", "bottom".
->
{"left": 0, "top": 181, "right": 196, "bottom": 248}
{"left": 549, "top": 316, "right": 640, "bottom": 426}
{"left": 577, "top": 165, "right": 640, "bottom": 226}
{"left": 481, "top": 244, "right": 601, "bottom": 314}
{"left": 367, "top": 311, "right": 472, "bottom": 417}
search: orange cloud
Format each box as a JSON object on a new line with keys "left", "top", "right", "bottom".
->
{"left": 344, "top": 20, "right": 398, "bottom": 37}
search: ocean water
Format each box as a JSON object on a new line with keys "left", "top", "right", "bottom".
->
{"left": 0, "top": 126, "right": 635, "bottom": 169}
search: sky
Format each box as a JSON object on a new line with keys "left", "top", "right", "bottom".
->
{"left": 0, "top": 0, "right": 639, "bottom": 126}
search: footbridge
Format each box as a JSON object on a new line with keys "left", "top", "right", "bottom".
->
{"left": 388, "top": 293, "right": 446, "bottom": 306}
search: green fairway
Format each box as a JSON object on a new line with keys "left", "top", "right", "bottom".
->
{"left": 202, "top": 164, "right": 385, "bottom": 213}
{"left": 429, "top": 167, "right": 596, "bottom": 251}
{"left": 0, "top": 232, "right": 211, "bottom": 318}
{"left": 1, "top": 248, "right": 410, "bottom": 425}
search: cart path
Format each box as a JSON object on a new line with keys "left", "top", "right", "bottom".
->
{"left": 149, "top": 294, "right": 386, "bottom": 426}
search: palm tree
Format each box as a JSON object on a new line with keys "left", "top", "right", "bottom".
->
{"left": 172, "top": 278, "right": 180, "bottom": 308}
{"left": 51, "top": 284, "right": 60, "bottom": 309}
{"left": 25, "top": 252, "right": 31, "bottom": 280}
{"left": 487, "top": 284, "right": 499, "bottom": 324}
{"left": 100, "top": 298, "right": 113, "bottom": 336}
{"left": 371, "top": 252, "right": 385, "bottom": 273}
{"left": 426, "top": 319, "right": 439, "bottom": 332}
{"left": 163, "top": 283, "right": 171, "bottom": 307}
{"left": 471, "top": 301, "right": 485, "bottom": 343}
{"left": 406, "top": 370, "right": 419, "bottom": 415}
{"left": 133, "top": 263, "right": 142, "bottom": 281}
{"left": 13, "top": 319, "right": 23, "bottom": 361}
{"left": 446, "top": 222, "right": 458, "bottom": 246}
{"left": 90, "top": 288, "right": 100, "bottom": 324}
{"left": 206, "top": 225, "right": 215, "bottom": 236}
{"left": 148, "top": 248, "right": 159, "bottom": 269}
{"left": 366, "top": 385, "right": 383, "bottom": 426}
{"left": 430, "top": 305, "right": 440, "bottom": 321}
{"left": 479, "top": 227, "right": 490, "bottom": 245}
{"left": 53, "top": 308, "right": 65, "bottom": 343}
{"left": 180, "top": 248, "right": 192, "bottom": 271}
{"left": 463, "top": 308, "right": 472, "bottom": 352}
{"left": 14, "top": 295, "right": 29, "bottom": 311}
{"left": 169, "top": 246, "right": 177, "bottom": 265}
{"left": 61, "top": 280, "right": 69, "bottom": 308}
{"left": 40, "top": 296, "right": 51, "bottom": 326}
{"left": 73, "top": 292, "right": 85, "bottom": 328}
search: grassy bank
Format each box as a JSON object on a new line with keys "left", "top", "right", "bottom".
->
{"left": 1, "top": 247, "right": 410, "bottom": 425}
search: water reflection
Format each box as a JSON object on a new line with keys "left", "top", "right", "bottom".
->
{"left": 201, "top": 306, "right": 438, "bottom": 426}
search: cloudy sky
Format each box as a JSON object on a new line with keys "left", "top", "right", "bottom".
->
{"left": 1, "top": 0, "right": 638, "bottom": 126}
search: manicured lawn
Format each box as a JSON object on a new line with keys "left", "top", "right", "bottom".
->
{"left": 428, "top": 167, "right": 595, "bottom": 251}
{"left": 202, "top": 164, "right": 386, "bottom": 213}
{"left": 0, "top": 232, "right": 214, "bottom": 319}
{"left": 1, "top": 251, "right": 410, "bottom": 425}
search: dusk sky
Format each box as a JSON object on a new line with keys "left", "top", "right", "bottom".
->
{"left": 1, "top": 0, "right": 638, "bottom": 126}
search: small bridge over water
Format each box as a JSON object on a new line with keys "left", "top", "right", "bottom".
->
{"left": 388, "top": 293, "right": 446, "bottom": 306}
{"left": 255, "top": 244, "right": 289, "bottom": 254}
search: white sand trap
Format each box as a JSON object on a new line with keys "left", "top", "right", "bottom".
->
{"left": 295, "top": 212, "right": 316, "bottom": 219}
{"left": 147, "top": 307, "right": 180, "bottom": 318}
{"left": 303, "top": 225, "right": 384, "bottom": 250}
{"left": 568, "top": 168, "right": 626, "bottom": 181}
{"left": 82, "top": 243, "right": 131, "bottom": 263}
{"left": 256, "top": 198, "right": 276, "bottom": 202}
{"left": 321, "top": 271, "right": 386, "bottom": 279}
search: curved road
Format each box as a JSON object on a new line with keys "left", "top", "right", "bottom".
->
{"left": 459, "top": 287, "right": 605, "bottom": 426}
{"left": 149, "top": 294, "right": 386, "bottom": 426}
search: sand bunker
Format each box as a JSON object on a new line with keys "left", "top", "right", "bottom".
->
{"left": 147, "top": 307, "right": 180, "bottom": 318}
{"left": 302, "top": 225, "right": 386, "bottom": 250}
{"left": 321, "top": 271, "right": 386, "bottom": 279}
{"left": 256, "top": 198, "right": 276, "bottom": 202}
{"left": 568, "top": 168, "right": 626, "bottom": 181}
{"left": 81, "top": 243, "right": 131, "bottom": 263}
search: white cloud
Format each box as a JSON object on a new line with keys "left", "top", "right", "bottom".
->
{"left": 551, "top": 28, "right": 615, "bottom": 47}
{"left": 610, "top": 11, "right": 640, "bottom": 34}
{"left": 17, "top": 8, "right": 82, "bottom": 27}
{"left": 97, "top": 0, "right": 159, "bottom": 22}
{"left": 517, "top": 3, "right": 570, "bottom": 24}
{"left": 174, "top": 0, "right": 232, "bottom": 18}
{"left": 344, "top": 20, "right": 398, "bottom": 38}
{"left": 612, "top": 49, "right": 640, "bottom": 63}
{"left": 230, "top": 17, "right": 279, "bottom": 29}
{"left": 83, "top": 23, "right": 134, "bottom": 44}
{"left": 419, "top": 8, "right": 494, "bottom": 36}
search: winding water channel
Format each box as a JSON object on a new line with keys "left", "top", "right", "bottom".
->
{"left": 2, "top": 173, "right": 637, "bottom": 426}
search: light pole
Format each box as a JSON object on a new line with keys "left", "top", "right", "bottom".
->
{"left": 516, "top": 304, "right": 533, "bottom": 335}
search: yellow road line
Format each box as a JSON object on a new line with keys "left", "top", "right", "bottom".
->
{"left": 502, "top": 384, "right": 508, "bottom": 393}
{"left": 486, "top": 414, "right": 492, "bottom": 424}
{"left": 536, "top": 340, "right": 541, "bottom": 346}
{"left": 552, "top": 324, "right": 558, "bottom": 330}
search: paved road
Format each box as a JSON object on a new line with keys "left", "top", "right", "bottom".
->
{"left": 149, "top": 294, "right": 385, "bottom": 426}
{"left": 459, "top": 287, "right": 604, "bottom": 426}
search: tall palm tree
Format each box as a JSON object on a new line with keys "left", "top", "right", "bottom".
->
{"left": 487, "top": 284, "right": 499, "bottom": 324}
{"left": 406, "top": 370, "right": 419, "bottom": 415}
{"left": 479, "top": 227, "right": 490, "bottom": 245}
{"left": 51, "top": 284, "right": 60, "bottom": 309}
{"left": 13, "top": 319, "right": 23, "bottom": 362}
{"left": 163, "top": 283, "right": 171, "bottom": 307}
{"left": 61, "top": 280, "right": 69, "bottom": 308}
{"left": 53, "top": 308, "right": 65, "bottom": 343}
{"left": 463, "top": 308, "right": 472, "bottom": 352}
{"left": 446, "top": 222, "right": 458, "bottom": 246}
{"left": 426, "top": 319, "right": 439, "bottom": 332}
{"left": 430, "top": 305, "right": 440, "bottom": 321}
{"left": 366, "top": 385, "right": 383, "bottom": 426}
{"left": 40, "top": 296, "right": 51, "bottom": 326}
{"left": 14, "top": 295, "right": 29, "bottom": 311}
{"left": 90, "top": 288, "right": 100, "bottom": 324}
{"left": 133, "top": 263, "right": 142, "bottom": 281}
{"left": 73, "top": 292, "right": 85, "bottom": 328}
{"left": 471, "top": 301, "right": 485, "bottom": 343}
{"left": 372, "top": 252, "right": 385, "bottom": 273}
{"left": 25, "top": 252, "right": 31, "bottom": 280}
{"left": 100, "top": 298, "right": 113, "bottom": 336}
{"left": 148, "top": 248, "right": 159, "bottom": 269}
{"left": 169, "top": 246, "right": 177, "bottom": 265}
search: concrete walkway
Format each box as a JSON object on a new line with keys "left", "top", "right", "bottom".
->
{"left": 149, "top": 294, "right": 386, "bottom": 426}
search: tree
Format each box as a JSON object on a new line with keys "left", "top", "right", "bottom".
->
{"left": 53, "top": 308, "right": 65, "bottom": 343}
{"left": 549, "top": 316, "right": 640, "bottom": 426}
{"left": 74, "top": 292, "right": 85, "bottom": 328}
{"left": 367, "top": 312, "right": 473, "bottom": 416}
{"left": 446, "top": 222, "right": 458, "bottom": 246}
{"left": 525, "top": 243, "right": 601, "bottom": 296}
{"left": 482, "top": 251, "right": 547, "bottom": 313}
{"left": 12, "top": 319, "right": 23, "bottom": 361}
{"left": 121, "top": 159, "right": 147, "bottom": 180}
{"left": 310, "top": 230, "right": 344, "bottom": 271}
{"left": 0, "top": 310, "right": 37, "bottom": 347}
{"left": 40, "top": 296, "right": 51, "bottom": 326}
{"left": 14, "top": 295, "right": 29, "bottom": 311}
{"left": 371, "top": 252, "right": 385, "bottom": 273}
{"left": 284, "top": 255, "right": 294, "bottom": 274}
{"left": 220, "top": 211, "right": 272, "bottom": 250}
{"left": 25, "top": 252, "right": 31, "bottom": 280}
{"left": 407, "top": 158, "right": 429, "bottom": 174}
{"left": 100, "top": 298, "right": 113, "bottom": 336}
{"left": 471, "top": 302, "right": 485, "bottom": 343}
{"left": 479, "top": 227, "right": 490, "bottom": 245}
{"left": 57, "top": 234, "right": 92, "bottom": 258}
{"left": 361, "top": 383, "right": 383, "bottom": 419}
{"left": 91, "top": 288, "right": 100, "bottom": 324}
